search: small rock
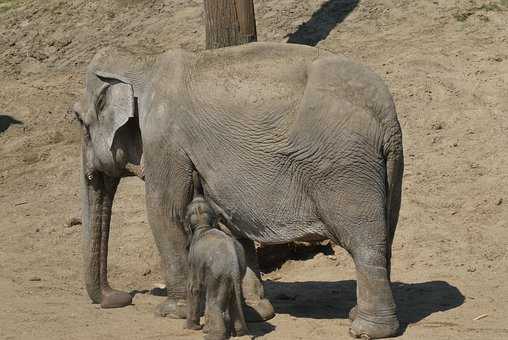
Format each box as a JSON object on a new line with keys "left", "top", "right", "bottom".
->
{"left": 496, "top": 198, "right": 503, "bottom": 206}
{"left": 29, "top": 276, "right": 41, "bottom": 281}
{"left": 327, "top": 255, "right": 337, "bottom": 260}
{"left": 142, "top": 268, "right": 152, "bottom": 276}
{"left": 65, "top": 217, "right": 82, "bottom": 228}
{"left": 467, "top": 266, "right": 476, "bottom": 273}
{"left": 431, "top": 121, "right": 443, "bottom": 130}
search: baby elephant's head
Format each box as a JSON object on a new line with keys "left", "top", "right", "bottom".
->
{"left": 184, "top": 197, "right": 217, "bottom": 234}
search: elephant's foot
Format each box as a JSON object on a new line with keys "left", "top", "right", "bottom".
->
{"left": 100, "top": 287, "right": 132, "bottom": 308}
{"left": 155, "top": 298, "right": 187, "bottom": 319}
{"left": 244, "top": 298, "right": 275, "bottom": 322}
{"left": 241, "top": 266, "right": 275, "bottom": 322}
{"left": 349, "top": 313, "right": 399, "bottom": 339}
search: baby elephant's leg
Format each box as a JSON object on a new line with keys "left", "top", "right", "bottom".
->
{"left": 229, "top": 295, "right": 248, "bottom": 337}
{"left": 185, "top": 274, "right": 203, "bottom": 330}
{"left": 204, "top": 280, "right": 230, "bottom": 340}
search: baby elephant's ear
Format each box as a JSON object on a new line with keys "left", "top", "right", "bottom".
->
{"left": 217, "top": 220, "right": 233, "bottom": 237}
{"left": 94, "top": 71, "right": 135, "bottom": 151}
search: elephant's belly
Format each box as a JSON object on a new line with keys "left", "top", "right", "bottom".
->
{"left": 203, "top": 177, "right": 331, "bottom": 244}
{"left": 240, "top": 219, "right": 331, "bottom": 245}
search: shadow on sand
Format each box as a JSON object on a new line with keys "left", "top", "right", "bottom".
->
{"left": 264, "top": 279, "right": 464, "bottom": 335}
{"left": 128, "top": 279, "right": 462, "bottom": 337}
{"left": 286, "top": 0, "right": 359, "bottom": 46}
{"left": 0, "top": 115, "right": 23, "bottom": 133}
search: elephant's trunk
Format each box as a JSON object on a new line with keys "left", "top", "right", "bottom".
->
{"left": 81, "top": 144, "right": 132, "bottom": 308}
{"left": 81, "top": 146, "right": 103, "bottom": 304}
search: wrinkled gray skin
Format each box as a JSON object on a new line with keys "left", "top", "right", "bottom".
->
{"left": 74, "top": 42, "right": 403, "bottom": 339}
{"left": 184, "top": 174, "right": 248, "bottom": 340}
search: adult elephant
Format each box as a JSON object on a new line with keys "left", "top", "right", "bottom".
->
{"left": 74, "top": 42, "right": 403, "bottom": 339}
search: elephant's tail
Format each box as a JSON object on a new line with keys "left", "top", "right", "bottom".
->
{"left": 383, "top": 116, "right": 404, "bottom": 277}
{"left": 385, "top": 151, "right": 403, "bottom": 243}
{"left": 383, "top": 109, "right": 404, "bottom": 268}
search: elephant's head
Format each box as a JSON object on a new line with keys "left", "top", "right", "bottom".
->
{"left": 73, "top": 47, "right": 156, "bottom": 307}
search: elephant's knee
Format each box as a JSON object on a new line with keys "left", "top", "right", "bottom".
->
{"left": 352, "top": 243, "right": 389, "bottom": 270}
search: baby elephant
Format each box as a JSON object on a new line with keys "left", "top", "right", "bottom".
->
{"left": 184, "top": 172, "right": 248, "bottom": 340}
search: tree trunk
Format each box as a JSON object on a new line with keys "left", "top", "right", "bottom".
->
{"left": 204, "top": 0, "right": 257, "bottom": 49}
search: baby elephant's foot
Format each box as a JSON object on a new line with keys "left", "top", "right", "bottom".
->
{"left": 349, "top": 314, "right": 399, "bottom": 339}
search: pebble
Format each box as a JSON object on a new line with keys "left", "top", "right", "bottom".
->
{"left": 431, "top": 121, "right": 443, "bottom": 130}
{"left": 29, "top": 276, "right": 41, "bottom": 281}
{"left": 65, "top": 216, "right": 82, "bottom": 228}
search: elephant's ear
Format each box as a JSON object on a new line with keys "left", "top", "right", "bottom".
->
{"left": 94, "top": 71, "right": 135, "bottom": 151}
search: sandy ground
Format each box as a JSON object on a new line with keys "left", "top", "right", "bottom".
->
{"left": 1, "top": 0, "right": 507, "bottom": 339}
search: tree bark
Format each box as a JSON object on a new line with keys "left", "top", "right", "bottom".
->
{"left": 204, "top": 0, "right": 257, "bottom": 49}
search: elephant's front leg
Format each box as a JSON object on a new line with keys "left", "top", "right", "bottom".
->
{"left": 238, "top": 239, "right": 275, "bottom": 322}
{"left": 144, "top": 147, "right": 193, "bottom": 318}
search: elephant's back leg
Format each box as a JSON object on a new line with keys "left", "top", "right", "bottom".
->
{"left": 312, "top": 178, "right": 399, "bottom": 339}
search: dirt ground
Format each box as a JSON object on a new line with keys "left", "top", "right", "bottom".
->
{"left": 1, "top": 0, "right": 507, "bottom": 339}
